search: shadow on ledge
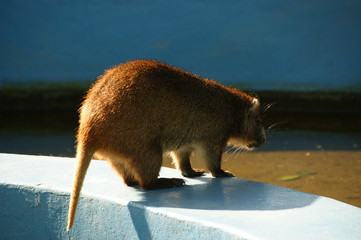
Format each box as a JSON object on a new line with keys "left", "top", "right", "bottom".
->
{"left": 129, "top": 176, "right": 318, "bottom": 211}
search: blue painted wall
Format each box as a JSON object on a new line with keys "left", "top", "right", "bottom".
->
{"left": 1, "top": 0, "right": 361, "bottom": 91}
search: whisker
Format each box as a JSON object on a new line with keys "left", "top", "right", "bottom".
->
{"left": 234, "top": 146, "right": 247, "bottom": 160}
{"left": 224, "top": 146, "right": 235, "bottom": 154}
{"left": 262, "top": 102, "right": 277, "bottom": 115}
{"left": 226, "top": 145, "right": 250, "bottom": 161}
{"left": 234, "top": 149, "right": 241, "bottom": 160}
{"left": 267, "top": 120, "right": 288, "bottom": 131}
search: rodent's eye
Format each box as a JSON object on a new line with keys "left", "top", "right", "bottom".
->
{"left": 255, "top": 118, "right": 261, "bottom": 125}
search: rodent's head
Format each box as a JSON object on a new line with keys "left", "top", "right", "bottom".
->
{"left": 229, "top": 98, "right": 266, "bottom": 150}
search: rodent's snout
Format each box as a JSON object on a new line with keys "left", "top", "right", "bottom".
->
{"left": 257, "top": 133, "right": 266, "bottom": 146}
{"left": 247, "top": 131, "right": 266, "bottom": 149}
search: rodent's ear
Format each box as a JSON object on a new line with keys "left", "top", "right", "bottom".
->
{"left": 248, "top": 98, "right": 260, "bottom": 117}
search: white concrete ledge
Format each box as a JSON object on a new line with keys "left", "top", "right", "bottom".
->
{"left": 1, "top": 153, "right": 360, "bottom": 239}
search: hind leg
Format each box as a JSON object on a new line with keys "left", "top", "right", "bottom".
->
{"left": 110, "top": 161, "right": 138, "bottom": 186}
{"left": 132, "top": 148, "right": 185, "bottom": 190}
{"left": 171, "top": 150, "right": 204, "bottom": 177}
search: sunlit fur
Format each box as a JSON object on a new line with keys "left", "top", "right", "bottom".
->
{"left": 67, "top": 60, "right": 265, "bottom": 230}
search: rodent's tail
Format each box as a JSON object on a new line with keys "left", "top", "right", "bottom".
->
{"left": 67, "top": 143, "right": 93, "bottom": 231}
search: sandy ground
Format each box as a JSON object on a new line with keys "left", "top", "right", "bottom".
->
{"left": 163, "top": 151, "right": 361, "bottom": 208}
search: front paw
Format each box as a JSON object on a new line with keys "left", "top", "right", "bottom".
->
{"left": 182, "top": 168, "right": 205, "bottom": 178}
{"left": 211, "top": 170, "right": 234, "bottom": 178}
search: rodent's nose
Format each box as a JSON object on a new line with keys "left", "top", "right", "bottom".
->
{"left": 248, "top": 134, "right": 266, "bottom": 149}
{"left": 257, "top": 134, "right": 266, "bottom": 146}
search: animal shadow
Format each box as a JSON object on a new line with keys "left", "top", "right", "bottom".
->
{"left": 129, "top": 176, "right": 317, "bottom": 211}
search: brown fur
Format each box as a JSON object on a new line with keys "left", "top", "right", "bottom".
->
{"left": 67, "top": 60, "right": 265, "bottom": 230}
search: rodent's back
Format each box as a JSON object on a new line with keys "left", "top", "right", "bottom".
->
{"left": 80, "top": 60, "right": 252, "bottom": 149}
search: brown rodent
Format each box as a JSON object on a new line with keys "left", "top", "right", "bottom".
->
{"left": 67, "top": 59, "right": 265, "bottom": 230}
